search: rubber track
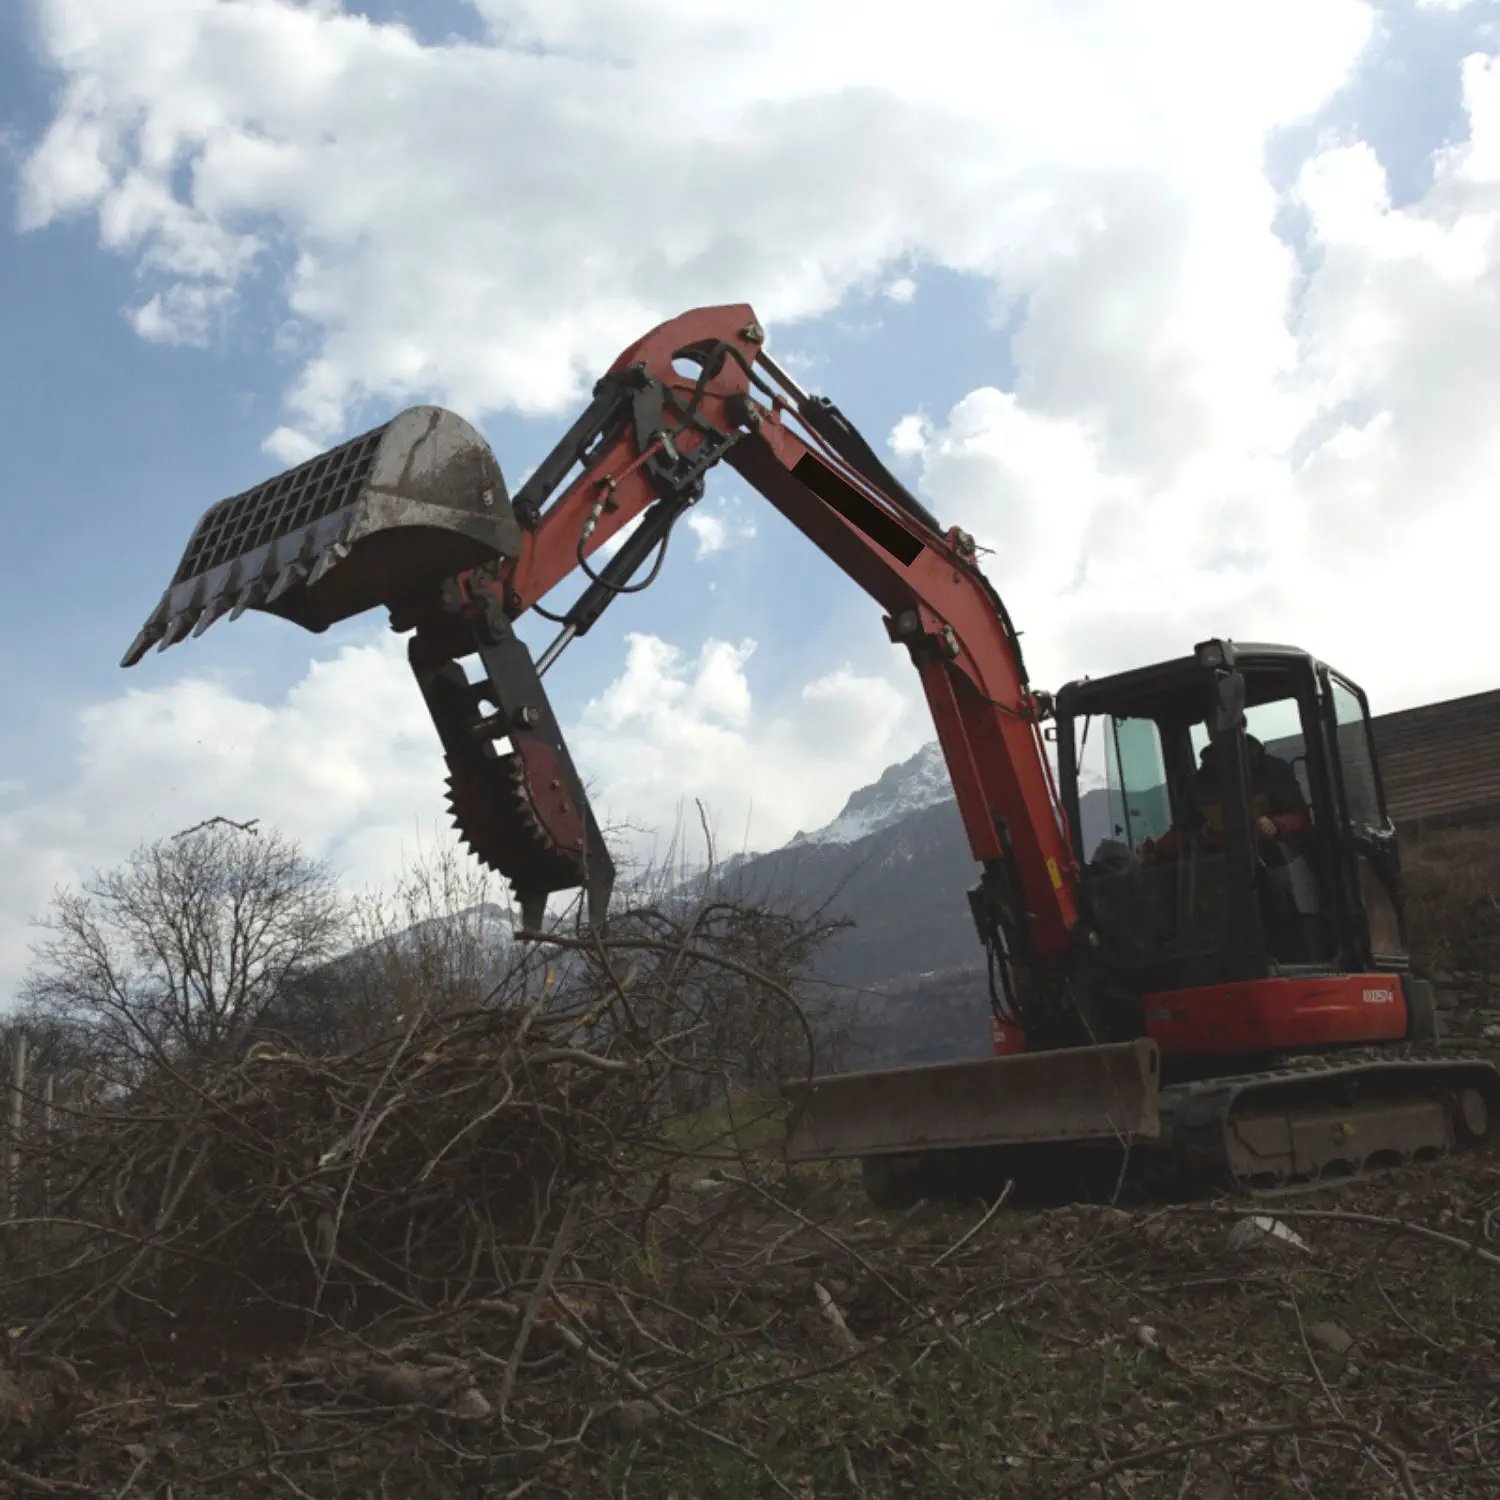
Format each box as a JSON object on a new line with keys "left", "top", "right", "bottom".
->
{"left": 1157, "top": 1047, "right": 1500, "bottom": 1195}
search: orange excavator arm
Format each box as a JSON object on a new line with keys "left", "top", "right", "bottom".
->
{"left": 450, "top": 304, "right": 1079, "bottom": 960}
{"left": 122, "top": 302, "right": 1080, "bottom": 1008}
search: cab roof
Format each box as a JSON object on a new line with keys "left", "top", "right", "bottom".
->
{"left": 1054, "top": 641, "right": 1339, "bottom": 723}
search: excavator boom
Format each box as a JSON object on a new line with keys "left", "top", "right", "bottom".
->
{"left": 125, "top": 304, "right": 1080, "bottom": 985}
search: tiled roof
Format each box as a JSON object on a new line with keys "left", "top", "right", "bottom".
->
{"left": 1372, "top": 689, "right": 1500, "bottom": 827}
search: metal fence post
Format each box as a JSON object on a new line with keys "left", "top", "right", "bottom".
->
{"left": 6, "top": 1031, "right": 27, "bottom": 1221}
{"left": 42, "top": 1072, "right": 55, "bottom": 1216}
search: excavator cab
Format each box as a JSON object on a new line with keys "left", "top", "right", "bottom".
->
{"left": 1054, "top": 639, "right": 1417, "bottom": 1062}
{"left": 793, "top": 637, "right": 1466, "bottom": 1199}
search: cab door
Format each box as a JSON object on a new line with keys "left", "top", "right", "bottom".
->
{"left": 1322, "top": 671, "right": 1407, "bottom": 967}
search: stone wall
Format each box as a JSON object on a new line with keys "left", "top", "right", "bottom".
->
{"left": 1403, "top": 820, "right": 1500, "bottom": 1044}
{"left": 1427, "top": 968, "right": 1500, "bottom": 1043}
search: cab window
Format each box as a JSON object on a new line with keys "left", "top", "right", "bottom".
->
{"left": 1105, "top": 716, "right": 1172, "bottom": 851}
{"left": 1191, "top": 691, "right": 1315, "bottom": 823}
{"left": 1331, "top": 678, "right": 1383, "bottom": 829}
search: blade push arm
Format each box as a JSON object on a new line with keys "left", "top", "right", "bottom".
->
{"left": 468, "top": 304, "right": 1081, "bottom": 964}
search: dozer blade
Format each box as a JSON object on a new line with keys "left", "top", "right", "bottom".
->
{"left": 781, "top": 1039, "right": 1161, "bottom": 1162}
{"left": 121, "top": 406, "right": 522, "bottom": 665}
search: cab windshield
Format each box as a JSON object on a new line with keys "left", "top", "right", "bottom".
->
{"left": 1074, "top": 672, "right": 1331, "bottom": 973}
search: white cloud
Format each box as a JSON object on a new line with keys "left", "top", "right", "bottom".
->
{"left": 0, "top": 627, "right": 919, "bottom": 999}
{"left": 909, "top": 387, "right": 1119, "bottom": 631}
{"left": 686, "top": 514, "right": 728, "bottom": 556}
{"left": 262, "top": 425, "right": 323, "bottom": 466}
{"left": 888, "top": 413, "right": 931, "bottom": 459}
{"left": 895, "top": 51, "right": 1500, "bottom": 711}
{"left": 586, "top": 634, "right": 756, "bottom": 736}
{"left": 883, "top": 276, "right": 917, "bottom": 304}
{"left": 775, "top": 349, "right": 823, "bottom": 377}
{"left": 21, "top": 0, "right": 1372, "bottom": 446}
{"left": 685, "top": 495, "right": 757, "bottom": 558}
{"left": 130, "top": 282, "right": 234, "bottom": 345}
{"left": 575, "top": 632, "right": 918, "bottom": 868}
{"left": 593, "top": 513, "right": 644, "bottom": 563}
{"left": 797, "top": 666, "right": 913, "bottom": 756}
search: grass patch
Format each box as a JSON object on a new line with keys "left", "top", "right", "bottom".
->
{"left": 662, "top": 1090, "right": 789, "bottom": 1163}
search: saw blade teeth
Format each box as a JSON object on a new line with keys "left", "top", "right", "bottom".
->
{"left": 440, "top": 749, "right": 580, "bottom": 889}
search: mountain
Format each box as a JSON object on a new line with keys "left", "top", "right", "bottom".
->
{"left": 788, "top": 741, "right": 955, "bottom": 847}
{"left": 701, "top": 742, "right": 1119, "bottom": 1067}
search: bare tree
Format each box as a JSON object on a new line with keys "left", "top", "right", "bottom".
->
{"left": 600, "top": 846, "right": 854, "bottom": 1112}
{"left": 351, "top": 839, "right": 516, "bottom": 1014}
{"left": 20, "top": 822, "right": 345, "bottom": 1076}
{"left": 267, "top": 839, "right": 518, "bottom": 1053}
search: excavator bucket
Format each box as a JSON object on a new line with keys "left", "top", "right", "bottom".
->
{"left": 121, "top": 407, "right": 522, "bottom": 664}
{"left": 121, "top": 406, "right": 616, "bottom": 929}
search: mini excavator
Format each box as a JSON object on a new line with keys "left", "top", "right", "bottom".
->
{"left": 124, "top": 303, "right": 1500, "bottom": 1205}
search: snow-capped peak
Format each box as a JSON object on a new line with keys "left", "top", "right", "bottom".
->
{"left": 790, "top": 741, "right": 953, "bottom": 848}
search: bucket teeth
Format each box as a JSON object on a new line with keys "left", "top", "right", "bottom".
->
{"left": 265, "top": 560, "right": 308, "bottom": 605}
{"left": 230, "top": 578, "right": 267, "bottom": 622}
{"left": 158, "top": 609, "right": 199, "bottom": 651}
{"left": 191, "top": 579, "right": 237, "bottom": 639}
{"left": 121, "top": 615, "right": 166, "bottom": 669}
{"left": 305, "top": 539, "right": 348, "bottom": 589}
{"left": 122, "top": 405, "right": 523, "bottom": 665}
{"left": 189, "top": 609, "right": 220, "bottom": 641}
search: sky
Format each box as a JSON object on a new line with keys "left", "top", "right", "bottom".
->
{"left": 2, "top": 0, "right": 1499, "bottom": 1001}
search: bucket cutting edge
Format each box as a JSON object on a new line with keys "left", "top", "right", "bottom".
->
{"left": 122, "top": 406, "right": 523, "bottom": 666}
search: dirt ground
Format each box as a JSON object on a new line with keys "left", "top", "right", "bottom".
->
{"left": 7, "top": 830, "right": 1498, "bottom": 1500}
{"left": 6, "top": 1140, "right": 1500, "bottom": 1500}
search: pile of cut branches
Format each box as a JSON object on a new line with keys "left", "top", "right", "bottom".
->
{"left": 2, "top": 901, "right": 1500, "bottom": 1498}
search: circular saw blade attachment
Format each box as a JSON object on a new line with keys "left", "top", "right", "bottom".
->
{"left": 412, "top": 618, "right": 615, "bottom": 935}
{"left": 445, "top": 741, "right": 604, "bottom": 931}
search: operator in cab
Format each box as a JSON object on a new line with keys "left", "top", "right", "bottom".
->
{"left": 1142, "top": 733, "right": 1321, "bottom": 959}
{"left": 1176, "top": 735, "right": 1308, "bottom": 858}
{"left": 1144, "top": 734, "right": 1310, "bottom": 860}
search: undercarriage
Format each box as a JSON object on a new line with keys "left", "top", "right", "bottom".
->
{"left": 785, "top": 1043, "right": 1500, "bottom": 1209}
